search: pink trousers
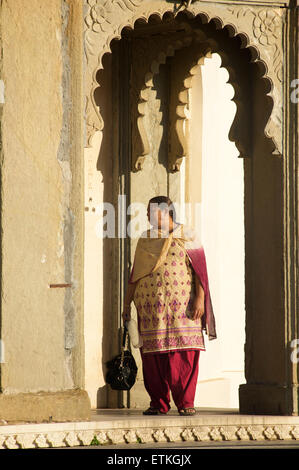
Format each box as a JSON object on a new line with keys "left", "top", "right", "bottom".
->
{"left": 140, "top": 349, "right": 200, "bottom": 413}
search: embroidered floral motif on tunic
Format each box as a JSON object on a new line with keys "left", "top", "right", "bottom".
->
{"left": 133, "top": 239, "right": 205, "bottom": 354}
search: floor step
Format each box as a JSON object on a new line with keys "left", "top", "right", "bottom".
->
{"left": 1, "top": 408, "right": 299, "bottom": 448}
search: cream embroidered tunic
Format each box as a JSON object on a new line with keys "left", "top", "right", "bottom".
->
{"left": 133, "top": 238, "right": 205, "bottom": 354}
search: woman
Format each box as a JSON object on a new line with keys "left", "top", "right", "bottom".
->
{"left": 122, "top": 196, "right": 216, "bottom": 416}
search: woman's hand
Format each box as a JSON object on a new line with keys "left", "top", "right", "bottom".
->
{"left": 192, "top": 295, "right": 205, "bottom": 320}
{"left": 122, "top": 282, "right": 137, "bottom": 324}
{"left": 122, "top": 305, "right": 131, "bottom": 323}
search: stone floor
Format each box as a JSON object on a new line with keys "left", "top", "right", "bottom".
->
{"left": 1, "top": 408, "right": 299, "bottom": 449}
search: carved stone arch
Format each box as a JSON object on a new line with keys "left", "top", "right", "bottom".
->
{"left": 188, "top": 17, "right": 277, "bottom": 154}
{"left": 159, "top": 20, "right": 277, "bottom": 169}
{"left": 84, "top": 0, "right": 284, "bottom": 156}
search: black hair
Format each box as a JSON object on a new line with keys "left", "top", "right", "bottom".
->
{"left": 147, "top": 195, "right": 177, "bottom": 222}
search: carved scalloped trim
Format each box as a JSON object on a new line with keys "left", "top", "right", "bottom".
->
{"left": 84, "top": 1, "right": 283, "bottom": 156}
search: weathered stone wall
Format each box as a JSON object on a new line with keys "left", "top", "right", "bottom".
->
{"left": 0, "top": 0, "right": 89, "bottom": 420}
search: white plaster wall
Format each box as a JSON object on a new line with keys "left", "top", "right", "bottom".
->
{"left": 194, "top": 54, "right": 245, "bottom": 409}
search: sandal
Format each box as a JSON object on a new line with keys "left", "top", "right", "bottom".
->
{"left": 143, "top": 407, "right": 166, "bottom": 415}
{"left": 178, "top": 407, "right": 196, "bottom": 416}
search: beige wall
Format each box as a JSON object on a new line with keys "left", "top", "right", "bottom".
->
{"left": 0, "top": 0, "right": 85, "bottom": 395}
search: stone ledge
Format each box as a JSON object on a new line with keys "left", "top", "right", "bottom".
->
{"left": 0, "top": 389, "right": 91, "bottom": 424}
{"left": 1, "top": 411, "right": 299, "bottom": 448}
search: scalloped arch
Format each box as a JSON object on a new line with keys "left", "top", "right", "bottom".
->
{"left": 132, "top": 17, "right": 273, "bottom": 170}
{"left": 131, "top": 32, "right": 193, "bottom": 170}
{"left": 168, "top": 44, "right": 213, "bottom": 171}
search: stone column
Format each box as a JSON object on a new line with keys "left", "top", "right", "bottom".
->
{"left": 239, "top": 3, "right": 299, "bottom": 415}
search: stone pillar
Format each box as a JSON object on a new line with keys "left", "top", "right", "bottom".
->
{"left": 239, "top": 3, "right": 299, "bottom": 415}
{"left": 129, "top": 60, "right": 172, "bottom": 409}
{"left": 0, "top": 0, "right": 90, "bottom": 422}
